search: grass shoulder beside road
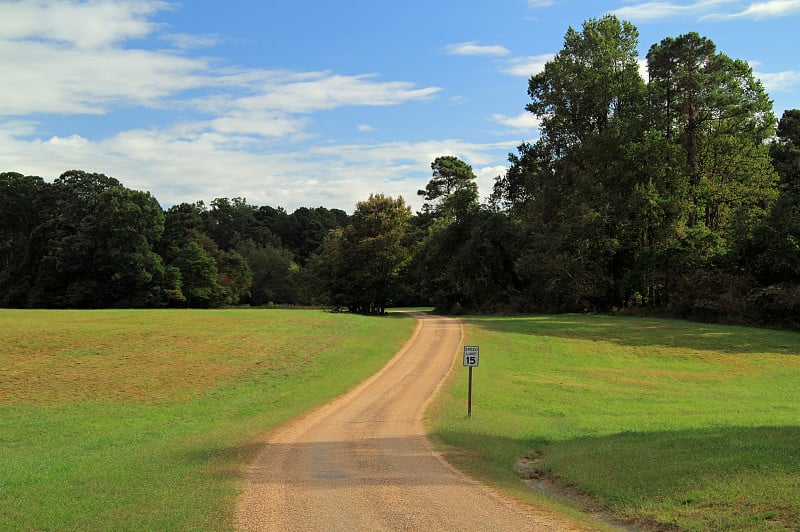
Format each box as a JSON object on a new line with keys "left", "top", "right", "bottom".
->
{"left": 0, "top": 309, "right": 416, "bottom": 530}
{"left": 426, "top": 314, "right": 800, "bottom": 530}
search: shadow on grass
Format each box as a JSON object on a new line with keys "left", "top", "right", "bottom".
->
{"left": 465, "top": 314, "right": 800, "bottom": 355}
{"left": 432, "top": 424, "right": 800, "bottom": 529}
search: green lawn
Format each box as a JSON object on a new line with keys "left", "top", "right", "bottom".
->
{"left": 427, "top": 314, "right": 800, "bottom": 530}
{"left": 0, "top": 309, "right": 416, "bottom": 530}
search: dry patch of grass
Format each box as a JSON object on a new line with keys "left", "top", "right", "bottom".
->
{"left": 0, "top": 309, "right": 358, "bottom": 404}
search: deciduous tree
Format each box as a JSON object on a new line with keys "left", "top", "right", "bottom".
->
{"left": 341, "top": 194, "right": 411, "bottom": 314}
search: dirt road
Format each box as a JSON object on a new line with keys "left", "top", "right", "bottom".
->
{"left": 235, "top": 313, "right": 580, "bottom": 531}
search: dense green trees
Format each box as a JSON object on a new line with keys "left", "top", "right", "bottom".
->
{"left": 491, "top": 15, "right": 785, "bottom": 321}
{"left": 0, "top": 172, "right": 54, "bottom": 307}
{"left": 413, "top": 156, "right": 520, "bottom": 313}
{"left": 738, "top": 110, "right": 800, "bottom": 325}
{"left": 0, "top": 174, "right": 354, "bottom": 309}
{"left": 338, "top": 194, "right": 412, "bottom": 314}
{"left": 513, "top": 15, "right": 648, "bottom": 310}
{"left": 158, "top": 199, "right": 350, "bottom": 307}
{"left": 1, "top": 15, "right": 798, "bottom": 325}
{"left": 3, "top": 171, "right": 180, "bottom": 308}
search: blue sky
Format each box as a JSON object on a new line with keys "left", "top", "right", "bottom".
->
{"left": 2, "top": 0, "right": 799, "bottom": 212}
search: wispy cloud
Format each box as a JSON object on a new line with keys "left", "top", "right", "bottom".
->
{"left": 501, "top": 54, "right": 554, "bottom": 77}
{"left": 491, "top": 112, "right": 541, "bottom": 131}
{"left": 0, "top": 39, "right": 209, "bottom": 115}
{"left": 444, "top": 41, "right": 510, "bottom": 57}
{"left": 230, "top": 74, "right": 440, "bottom": 115}
{"left": 528, "top": 0, "right": 555, "bottom": 7}
{"left": 0, "top": 0, "right": 168, "bottom": 49}
{"left": 612, "top": 0, "right": 800, "bottom": 22}
{"left": 208, "top": 113, "right": 310, "bottom": 139}
{"left": 710, "top": 0, "right": 800, "bottom": 19}
{"left": 752, "top": 68, "right": 800, "bottom": 93}
{"left": 611, "top": 0, "right": 737, "bottom": 22}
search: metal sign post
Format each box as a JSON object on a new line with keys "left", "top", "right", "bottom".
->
{"left": 463, "top": 346, "right": 479, "bottom": 417}
{"left": 468, "top": 366, "right": 473, "bottom": 417}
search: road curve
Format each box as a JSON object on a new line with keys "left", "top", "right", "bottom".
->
{"left": 235, "top": 312, "right": 576, "bottom": 531}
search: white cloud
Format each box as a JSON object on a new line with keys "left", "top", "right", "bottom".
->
{"left": 357, "top": 124, "right": 376, "bottom": 132}
{"left": 475, "top": 165, "right": 509, "bottom": 203}
{"left": 0, "top": 0, "right": 168, "bottom": 49}
{"left": 0, "top": 122, "right": 517, "bottom": 211}
{"left": 612, "top": 0, "right": 800, "bottom": 22}
{"left": 444, "top": 41, "right": 510, "bottom": 57}
{"left": 0, "top": 39, "right": 210, "bottom": 115}
{"left": 713, "top": 0, "right": 800, "bottom": 19}
{"left": 209, "top": 113, "right": 310, "bottom": 138}
{"left": 0, "top": 120, "right": 38, "bottom": 137}
{"left": 491, "top": 112, "right": 541, "bottom": 131}
{"left": 528, "top": 0, "right": 554, "bottom": 7}
{"left": 41, "top": 134, "right": 90, "bottom": 149}
{"left": 638, "top": 59, "right": 650, "bottom": 82}
{"left": 611, "top": 0, "right": 737, "bottom": 22}
{"left": 502, "top": 54, "right": 554, "bottom": 77}
{"left": 233, "top": 73, "right": 440, "bottom": 114}
{"left": 310, "top": 140, "right": 516, "bottom": 169}
{"left": 753, "top": 69, "right": 800, "bottom": 92}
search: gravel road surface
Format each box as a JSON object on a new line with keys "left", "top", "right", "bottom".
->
{"left": 235, "top": 313, "right": 584, "bottom": 531}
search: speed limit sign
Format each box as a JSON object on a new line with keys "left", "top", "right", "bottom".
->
{"left": 463, "top": 346, "right": 479, "bottom": 367}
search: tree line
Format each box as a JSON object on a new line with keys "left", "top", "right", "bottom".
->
{"left": 2, "top": 15, "right": 799, "bottom": 327}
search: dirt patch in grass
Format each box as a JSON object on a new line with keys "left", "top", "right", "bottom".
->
{"left": 2, "top": 350, "right": 237, "bottom": 403}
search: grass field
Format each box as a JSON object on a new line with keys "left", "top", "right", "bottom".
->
{"left": 427, "top": 314, "right": 800, "bottom": 530}
{"left": 0, "top": 309, "right": 416, "bottom": 530}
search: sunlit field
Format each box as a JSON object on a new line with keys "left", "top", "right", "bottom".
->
{"left": 0, "top": 309, "right": 416, "bottom": 530}
{"left": 428, "top": 315, "right": 800, "bottom": 530}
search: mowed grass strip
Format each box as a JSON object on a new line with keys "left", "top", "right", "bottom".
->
{"left": 0, "top": 309, "right": 416, "bottom": 530}
{"left": 427, "top": 315, "right": 800, "bottom": 530}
